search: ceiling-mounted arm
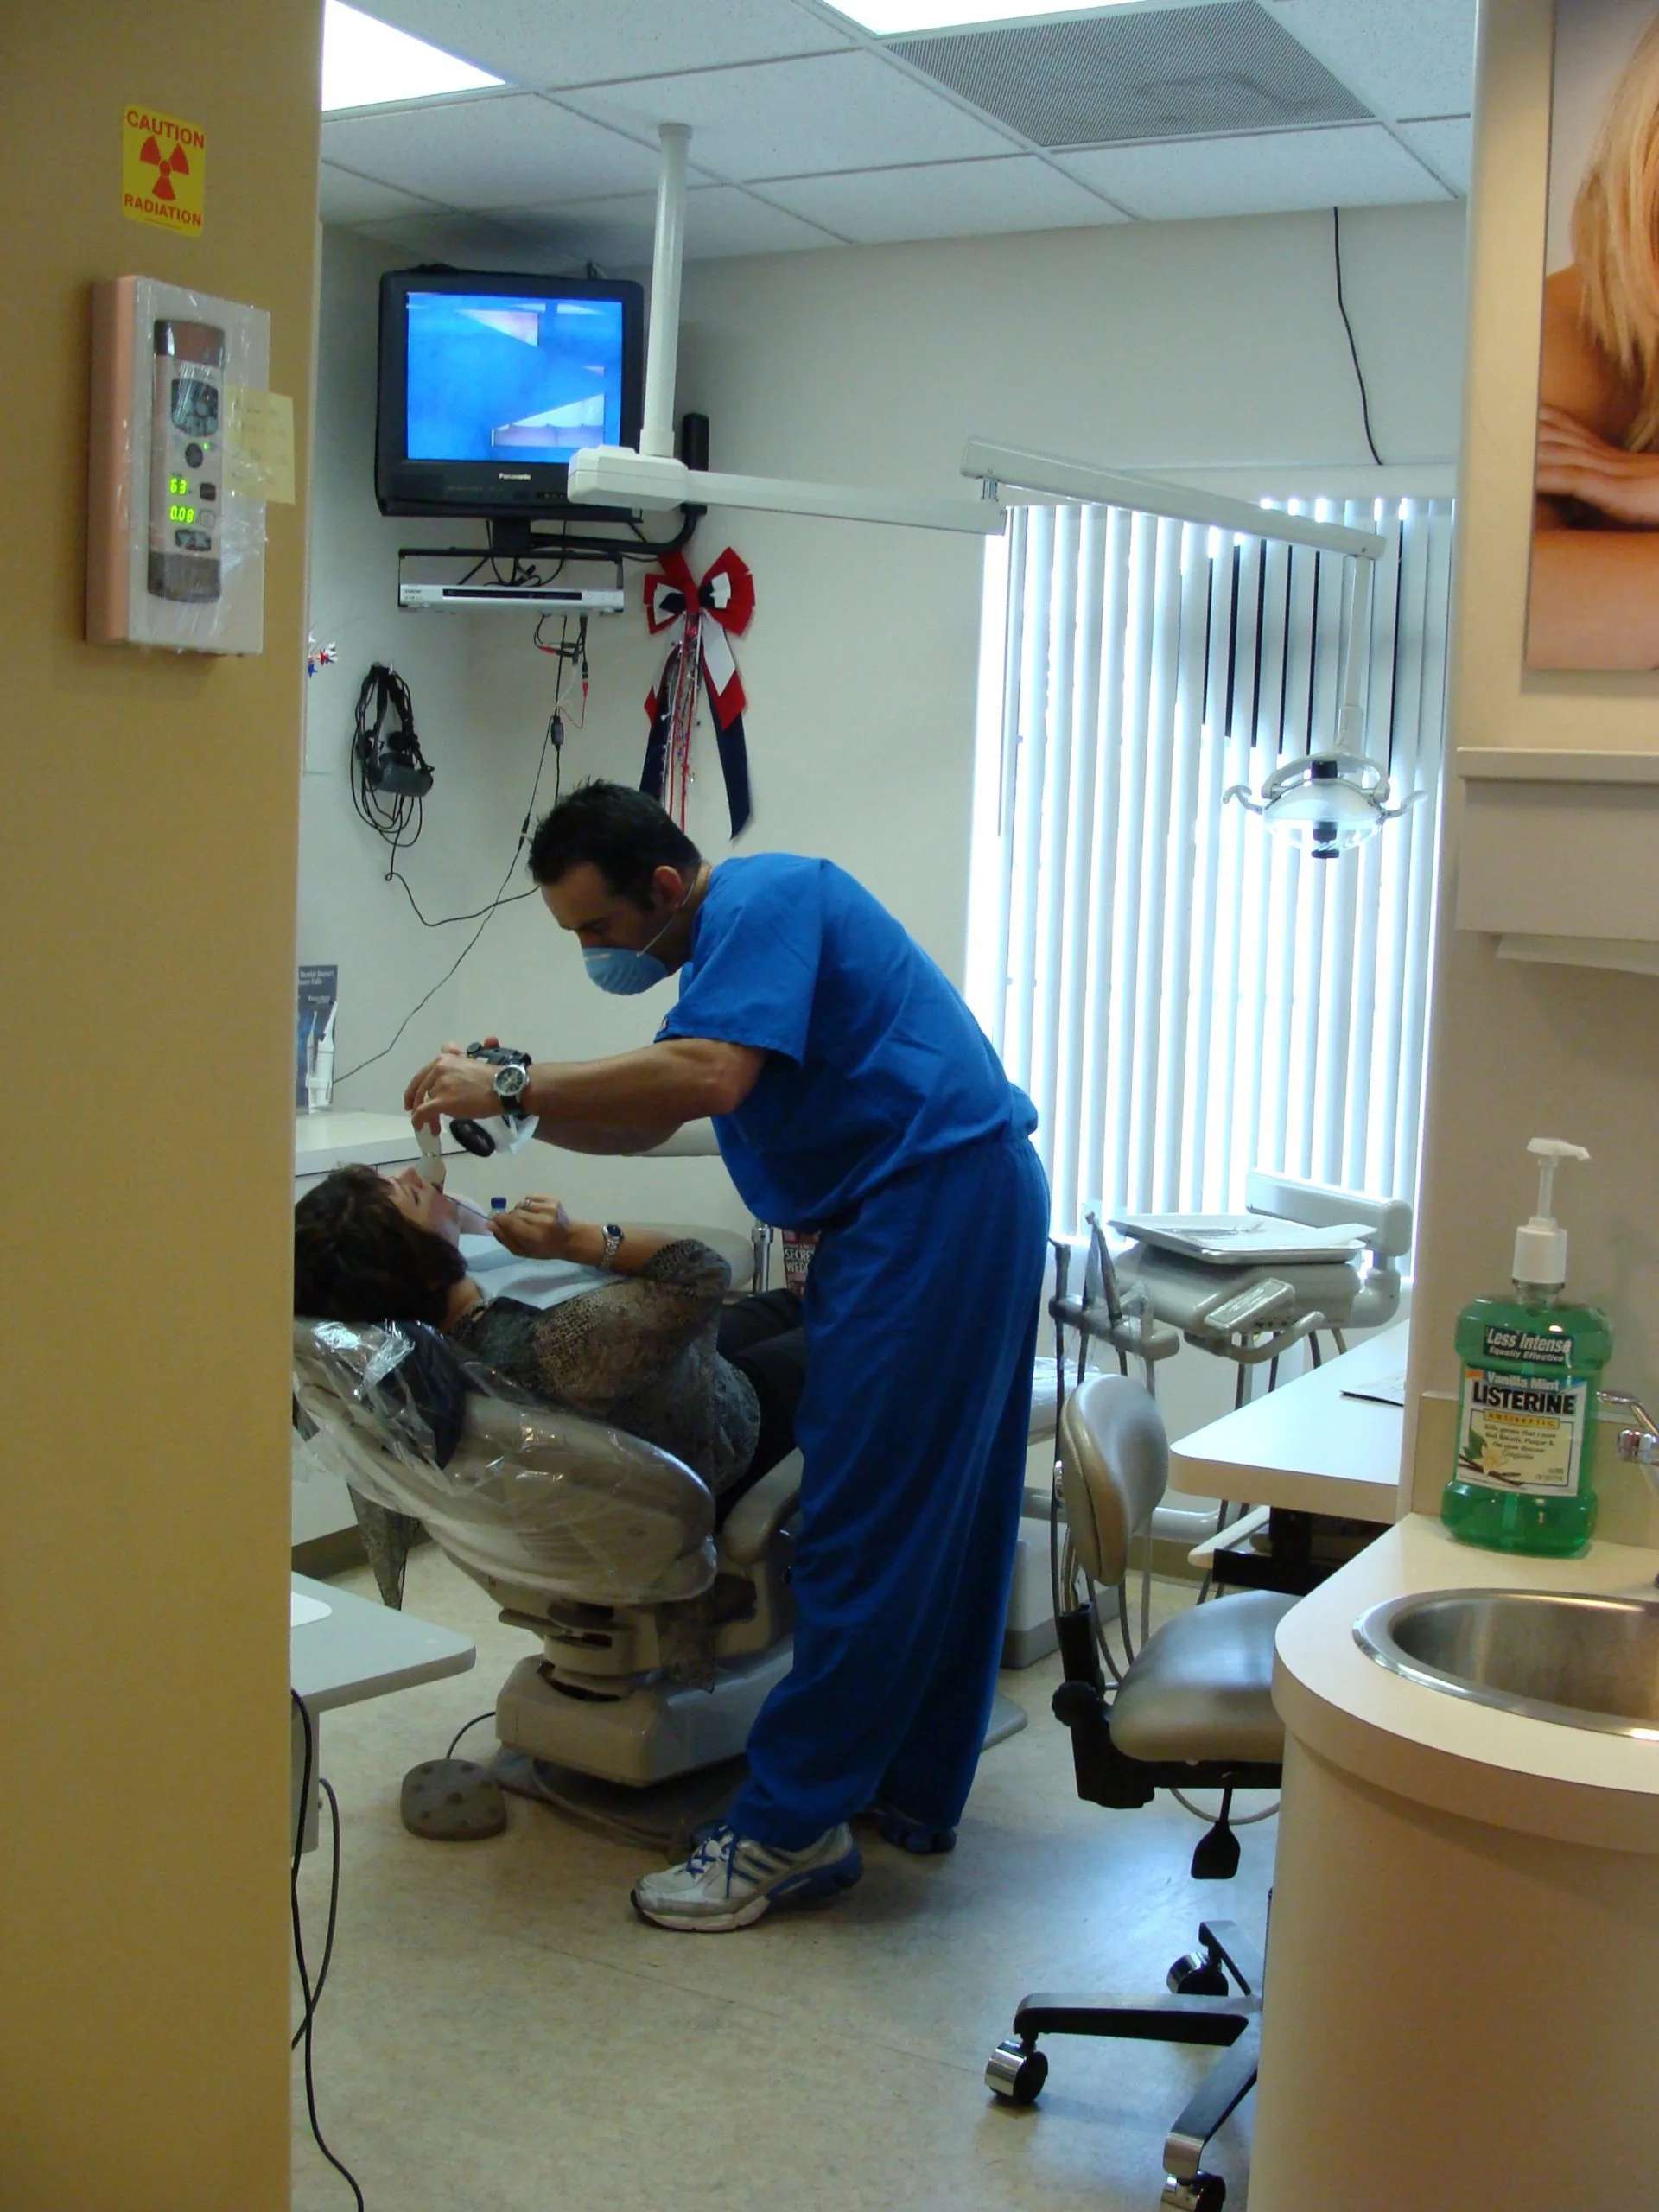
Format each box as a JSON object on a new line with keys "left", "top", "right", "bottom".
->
{"left": 640, "top": 123, "right": 690, "bottom": 462}
{"left": 960, "top": 438, "right": 1387, "bottom": 561}
{"left": 566, "top": 124, "right": 1005, "bottom": 537}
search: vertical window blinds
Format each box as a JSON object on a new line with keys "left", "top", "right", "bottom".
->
{"left": 968, "top": 497, "right": 1453, "bottom": 1236}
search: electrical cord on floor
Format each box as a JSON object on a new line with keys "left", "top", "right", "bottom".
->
{"left": 1332, "top": 205, "right": 1383, "bottom": 466}
{"left": 291, "top": 1692, "right": 366, "bottom": 2210}
{"left": 447, "top": 1711, "right": 497, "bottom": 1759}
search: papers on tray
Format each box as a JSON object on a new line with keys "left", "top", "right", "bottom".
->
{"left": 1342, "top": 1371, "right": 1407, "bottom": 1408}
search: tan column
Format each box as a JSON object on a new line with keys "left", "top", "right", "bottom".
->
{"left": 0, "top": 10, "right": 321, "bottom": 2207}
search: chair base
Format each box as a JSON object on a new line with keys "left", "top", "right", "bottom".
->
{"left": 495, "top": 1642, "right": 793, "bottom": 1788}
{"left": 986, "top": 1919, "right": 1263, "bottom": 2212}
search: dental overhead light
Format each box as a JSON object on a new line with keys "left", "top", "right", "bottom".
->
{"left": 831, "top": 0, "right": 1137, "bottom": 29}
{"left": 1223, "top": 560, "right": 1417, "bottom": 861}
{"left": 321, "top": 1, "right": 503, "bottom": 112}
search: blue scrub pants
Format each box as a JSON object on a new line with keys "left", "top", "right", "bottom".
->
{"left": 729, "top": 1129, "right": 1050, "bottom": 1851}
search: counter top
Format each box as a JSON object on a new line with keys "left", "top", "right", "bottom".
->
{"left": 1274, "top": 1514, "right": 1659, "bottom": 1852}
{"left": 1170, "top": 1323, "right": 1406, "bottom": 1520}
{"left": 294, "top": 1110, "right": 451, "bottom": 1174}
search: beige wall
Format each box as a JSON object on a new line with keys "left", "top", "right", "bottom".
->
{"left": 1407, "top": 0, "right": 1659, "bottom": 1512}
{"left": 0, "top": 10, "right": 321, "bottom": 2206}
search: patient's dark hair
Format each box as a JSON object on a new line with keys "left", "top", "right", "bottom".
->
{"left": 293, "top": 1166, "right": 466, "bottom": 1327}
{"left": 527, "top": 780, "right": 702, "bottom": 909}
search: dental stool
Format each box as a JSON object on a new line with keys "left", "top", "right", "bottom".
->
{"left": 291, "top": 1317, "right": 800, "bottom": 1792}
{"left": 985, "top": 1374, "right": 1295, "bottom": 2212}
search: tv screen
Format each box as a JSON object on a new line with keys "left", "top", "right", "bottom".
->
{"left": 376, "top": 269, "right": 644, "bottom": 520}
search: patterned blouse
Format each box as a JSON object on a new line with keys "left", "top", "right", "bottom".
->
{"left": 449, "top": 1237, "right": 760, "bottom": 1497}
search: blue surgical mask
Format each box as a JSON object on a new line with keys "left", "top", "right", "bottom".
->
{"left": 582, "top": 899, "right": 682, "bottom": 995}
{"left": 582, "top": 944, "right": 671, "bottom": 996}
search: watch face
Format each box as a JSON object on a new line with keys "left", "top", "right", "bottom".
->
{"left": 495, "top": 1062, "right": 528, "bottom": 1104}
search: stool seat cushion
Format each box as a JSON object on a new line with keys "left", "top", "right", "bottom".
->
{"left": 1108, "top": 1590, "right": 1299, "bottom": 1765}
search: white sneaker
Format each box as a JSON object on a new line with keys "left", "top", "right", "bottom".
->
{"left": 632, "top": 1822, "right": 862, "bottom": 1933}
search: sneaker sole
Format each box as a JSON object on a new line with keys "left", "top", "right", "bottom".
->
{"left": 632, "top": 1852, "right": 863, "bottom": 1935}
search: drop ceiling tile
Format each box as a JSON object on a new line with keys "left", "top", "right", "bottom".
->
{"left": 349, "top": 210, "right": 587, "bottom": 270}
{"left": 358, "top": 0, "right": 849, "bottom": 89}
{"left": 561, "top": 51, "right": 1014, "bottom": 181}
{"left": 499, "top": 184, "right": 844, "bottom": 263}
{"left": 1392, "top": 115, "right": 1471, "bottom": 198}
{"left": 1061, "top": 124, "right": 1450, "bottom": 220}
{"left": 1270, "top": 0, "right": 1478, "bottom": 124}
{"left": 322, "top": 92, "right": 664, "bottom": 209}
{"left": 763, "top": 156, "right": 1126, "bottom": 243}
{"left": 317, "top": 162, "right": 441, "bottom": 223}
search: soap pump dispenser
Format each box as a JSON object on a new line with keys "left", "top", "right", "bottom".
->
{"left": 1441, "top": 1138, "right": 1612, "bottom": 1557}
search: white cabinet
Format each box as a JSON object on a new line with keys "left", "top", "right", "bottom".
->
{"left": 1456, "top": 751, "right": 1659, "bottom": 969}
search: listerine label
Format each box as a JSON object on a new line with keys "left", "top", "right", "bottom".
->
{"left": 1482, "top": 1323, "right": 1572, "bottom": 1368}
{"left": 1455, "top": 1366, "right": 1589, "bottom": 1495}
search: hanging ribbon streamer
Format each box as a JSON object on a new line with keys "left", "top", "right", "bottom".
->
{"left": 640, "top": 547, "right": 756, "bottom": 839}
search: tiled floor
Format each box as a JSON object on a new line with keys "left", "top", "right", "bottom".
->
{"left": 292, "top": 1551, "right": 1273, "bottom": 2211}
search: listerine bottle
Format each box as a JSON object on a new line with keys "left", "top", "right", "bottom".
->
{"left": 1441, "top": 1139, "right": 1612, "bottom": 1558}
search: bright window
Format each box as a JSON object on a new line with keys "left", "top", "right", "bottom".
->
{"left": 968, "top": 496, "right": 1453, "bottom": 1235}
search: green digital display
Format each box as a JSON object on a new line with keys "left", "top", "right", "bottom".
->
{"left": 168, "top": 502, "right": 197, "bottom": 524}
{"left": 168, "top": 474, "right": 189, "bottom": 496}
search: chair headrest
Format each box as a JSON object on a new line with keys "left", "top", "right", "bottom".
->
{"left": 1058, "top": 1373, "right": 1169, "bottom": 1590}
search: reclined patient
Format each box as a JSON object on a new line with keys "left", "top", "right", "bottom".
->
{"left": 293, "top": 1165, "right": 804, "bottom": 1522}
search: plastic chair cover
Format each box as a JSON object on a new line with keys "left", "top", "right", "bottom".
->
{"left": 292, "top": 1317, "right": 717, "bottom": 1610}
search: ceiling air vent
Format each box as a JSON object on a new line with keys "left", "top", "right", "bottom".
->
{"left": 889, "top": 0, "right": 1371, "bottom": 149}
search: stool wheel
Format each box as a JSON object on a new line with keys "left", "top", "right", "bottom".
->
{"left": 1167, "top": 1949, "right": 1228, "bottom": 1997}
{"left": 984, "top": 2038, "right": 1048, "bottom": 2105}
{"left": 1160, "top": 2172, "right": 1225, "bottom": 2211}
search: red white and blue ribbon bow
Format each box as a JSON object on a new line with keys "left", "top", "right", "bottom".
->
{"left": 641, "top": 546, "right": 756, "bottom": 839}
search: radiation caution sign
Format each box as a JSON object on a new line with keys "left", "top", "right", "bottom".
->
{"left": 122, "top": 106, "right": 207, "bottom": 233}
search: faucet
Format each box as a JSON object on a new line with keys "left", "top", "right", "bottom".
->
{"left": 1602, "top": 1390, "right": 1659, "bottom": 1468}
{"left": 1599, "top": 1394, "right": 1659, "bottom": 1587}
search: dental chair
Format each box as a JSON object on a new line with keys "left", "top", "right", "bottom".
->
{"left": 291, "top": 1317, "right": 800, "bottom": 1789}
{"left": 984, "top": 1374, "right": 1295, "bottom": 2212}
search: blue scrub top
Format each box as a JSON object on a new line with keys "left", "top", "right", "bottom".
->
{"left": 656, "top": 854, "right": 1036, "bottom": 1226}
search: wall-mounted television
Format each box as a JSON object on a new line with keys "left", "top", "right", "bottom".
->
{"left": 375, "top": 268, "right": 645, "bottom": 521}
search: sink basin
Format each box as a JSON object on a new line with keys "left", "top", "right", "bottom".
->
{"left": 1353, "top": 1587, "right": 1659, "bottom": 1738}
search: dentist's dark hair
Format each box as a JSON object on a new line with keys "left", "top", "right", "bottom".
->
{"left": 528, "top": 781, "right": 702, "bottom": 911}
{"left": 293, "top": 1166, "right": 466, "bottom": 1327}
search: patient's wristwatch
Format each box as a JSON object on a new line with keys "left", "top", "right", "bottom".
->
{"left": 599, "top": 1223, "right": 626, "bottom": 1269}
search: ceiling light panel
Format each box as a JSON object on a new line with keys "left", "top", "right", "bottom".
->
{"left": 322, "top": 92, "right": 666, "bottom": 207}
{"left": 562, "top": 51, "right": 1014, "bottom": 180}
{"left": 889, "top": 1, "right": 1370, "bottom": 148}
{"left": 359, "top": 0, "right": 851, "bottom": 91}
{"left": 321, "top": 1, "right": 504, "bottom": 111}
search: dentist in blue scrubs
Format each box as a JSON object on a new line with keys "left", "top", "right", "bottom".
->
{"left": 408, "top": 782, "right": 1047, "bottom": 1933}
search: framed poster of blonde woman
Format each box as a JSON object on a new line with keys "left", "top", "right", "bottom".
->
{"left": 1530, "top": 0, "right": 1659, "bottom": 669}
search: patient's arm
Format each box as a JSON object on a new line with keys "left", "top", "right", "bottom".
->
{"left": 508, "top": 1241, "right": 734, "bottom": 1414}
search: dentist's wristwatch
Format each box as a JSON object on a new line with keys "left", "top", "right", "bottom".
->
{"left": 493, "top": 1060, "right": 531, "bottom": 1115}
{"left": 599, "top": 1224, "right": 626, "bottom": 1269}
